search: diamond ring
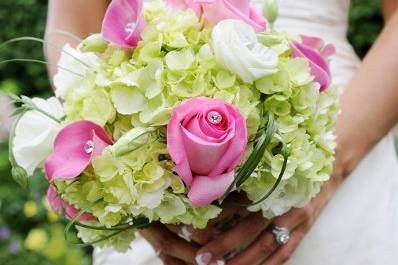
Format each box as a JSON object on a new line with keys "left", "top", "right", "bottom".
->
{"left": 271, "top": 226, "right": 290, "bottom": 245}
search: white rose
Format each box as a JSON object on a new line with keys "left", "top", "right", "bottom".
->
{"left": 53, "top": 44, "right": 99, "bottom": 98}
{"left": 12, "top": 97, "right": 64, "bottom": 175}
{"left": 212, "top": 19, "right": 278, "bottom": 84}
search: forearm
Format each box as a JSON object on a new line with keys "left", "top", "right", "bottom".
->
{"left": 334, "top": 10, "right": 398, "bottom": 180}
{"left": 44, "top": 0, "right": 109, "bottom": 78}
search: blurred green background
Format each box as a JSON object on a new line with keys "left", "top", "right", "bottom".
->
{"left": 0, "top": 0, "right": 384, "bottom": 264}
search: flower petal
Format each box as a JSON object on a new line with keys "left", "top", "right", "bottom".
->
{"left": 47, "top": 185, "right": 63, "bottom": 213}
{"left": 47, "top": 185, "right": 94, "bottom": 222}
{"left": 181, "top": 125, "right": 233, "bottom": 176}
{"left": 167, "top": 99, "right": 208, "bottom": 185}
{"left": 63, "top": 203, "right": 95, "bottom": 222}
{"left": 321, "top": 43, "right": 336, "bottom": 58}
{"left": 212, "top": 20, "right": 277, "bottom": 84}
{"left": 300, "top": 35, "right": 324, "bottom": 50}
{"left": 13, "top": 97, "right": 63, "bottom": 176}
{"left": 101, "top": 0, "right": 146, "bottom": 48}
{"left": 291, "top": 41, "right": 331, "bottom": 91}
{"left": 165, "top": 0, "right": 202, "bottom": 15}
{"left": 200, "top": 0, "right": 267, "bottom": 32}
{"left": 209, "top": 104, "right": 247, "bottom": 176}
{"left": 188, "top": 171, "right": 235, "bottom": 206}
{"left": 300, "top": 35, "right": 336, "bottom": 59}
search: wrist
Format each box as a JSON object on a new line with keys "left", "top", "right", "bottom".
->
{"left": 332, "top": 126, "right": 372, "bottom": 184}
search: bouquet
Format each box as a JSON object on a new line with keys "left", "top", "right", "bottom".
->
{"left": 7, "top": 0, "right": 339, "bottom": 251}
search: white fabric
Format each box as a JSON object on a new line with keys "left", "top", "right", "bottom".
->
{"left": 94, "top": 0, "right": 398, "bottom": 264}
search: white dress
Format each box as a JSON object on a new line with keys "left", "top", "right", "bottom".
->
{"left": 94, "top": 0, "right": 398, "bottom": 264}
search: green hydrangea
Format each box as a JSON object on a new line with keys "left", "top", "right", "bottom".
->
{"left": 54, "top": 1, "right": 339, "bottom": 250}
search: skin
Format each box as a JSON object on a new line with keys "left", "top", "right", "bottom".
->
{"left": 44, "top": 0, "right": 110, "bottom": 77}
{"left": 45, "top": 1, "right": 398, "bottom": 264}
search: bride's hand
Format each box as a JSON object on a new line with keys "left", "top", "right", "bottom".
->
{"left": 195, "top": 174, "right": 343, "bottom": 265}
{"left": 140, "top": 223, "right": 198, "bottom": 265}
{"left": 139, "top": 193, "right": 249, "bottom": 265}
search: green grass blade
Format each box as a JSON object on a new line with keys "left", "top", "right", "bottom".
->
{"left": 64, "top": 199, "right": 150, "bottom": 247}
{"left": 0, "top": 58, "right": 84, "bottom": 77}
{"left": 235, "top": 112, "right": 276, "bottom": 187}
{"left": 248, "top": 137, "right": 288, "bottom": 206}
{"left": 0, "top": 36, "right": 93, "bottom": 69}
{"left": 219, "top": 112, "right": 276, "bottom": 203}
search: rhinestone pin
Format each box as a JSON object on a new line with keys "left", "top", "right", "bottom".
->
{"left": 207, "top": 111, "right": 222, "bottom": 125}
{"left": 84, "top": 140, "right": 94, "bottom": 154}
{"left": 125, "top": 22, "right": 136, "bottom": 34}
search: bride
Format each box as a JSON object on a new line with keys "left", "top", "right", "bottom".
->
{"left": 45, "top": 0, "right": 398, "bottom": 264}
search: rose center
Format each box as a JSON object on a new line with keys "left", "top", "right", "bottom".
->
{"left": 207, "top": 111, "right": 223, "bottom": 125}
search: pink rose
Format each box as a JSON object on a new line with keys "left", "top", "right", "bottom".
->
{"left": 165, "top": 0, "right": 268, "bottom": 32}
{"left": 167, "top": 97, "right": 247, "bottom": 206}
{"left": 101, "top": 0, "right": 146, "bottom": 48}
{"left": 291, "top": 35, "right": 336, "bottom": 91}
{"left": 47, "top": 185, "right": 94, "bottom": 222}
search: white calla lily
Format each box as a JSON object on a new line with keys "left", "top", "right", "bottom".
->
{"left": 12, "top": 97, "right": 64, "bottom": 176}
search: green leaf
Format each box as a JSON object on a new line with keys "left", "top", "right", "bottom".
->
{"left": 8, "top": 113, "right": 29, "bottom": 188}
{"left": 11, "top": 166, "right": 29, "bottom": 189}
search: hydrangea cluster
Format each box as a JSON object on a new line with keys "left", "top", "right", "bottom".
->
{"left": 11, "top": 1, "right": 339, "bottom": 251}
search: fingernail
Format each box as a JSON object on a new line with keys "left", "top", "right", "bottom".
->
{"left": 179, "top": 225, "right": 193, "bottom": 242}
{"left": 195, "top": 252, "right": 212, "bottom": 265}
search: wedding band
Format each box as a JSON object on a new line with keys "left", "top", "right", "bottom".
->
{"left": 178, "top": 225, "right": 193, "bottom": 242}
{"left": 271, "top": 226, "right": 290, "bottom": 245}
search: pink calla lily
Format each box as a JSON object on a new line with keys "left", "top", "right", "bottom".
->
{"left": 300, "top": 35, "right": 336, "bottom": 58}
{"left": 101, "top": 0, "right": 146, "bottom": 48}
{"left": 47, "top": 185, "right": 94, "bottom": 222}
{"left": 45, "top": 120, "right": 113, "bottom": 181}
{"left": 291, "top": 40, "right": 333, "bottom": 91}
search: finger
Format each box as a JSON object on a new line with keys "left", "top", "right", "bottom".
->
{"left": 262, "top": 226, "right": 307, "bottom": 265}
{"left": 167, "top": 193, "right": 249, "bottom": 245}
{"left": 166, "top": 224, "right": 216, "bottom": 245}
{"left": 227, "top": 229, "right": 276, "bottom": 265}
{"left": 159, "top": 253, "right": 187, "bottom": 265}
{"left": 196, "top": 212, "right": 270, "bottom": 265}
{"left": 140, "top": 224, "right": 199, "bottom": 264}
{"left": 208, "top": 192, "right": 250, "bottom": 228}
{"left": 228, "top": 208, "right": 305, "bottom": 265}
